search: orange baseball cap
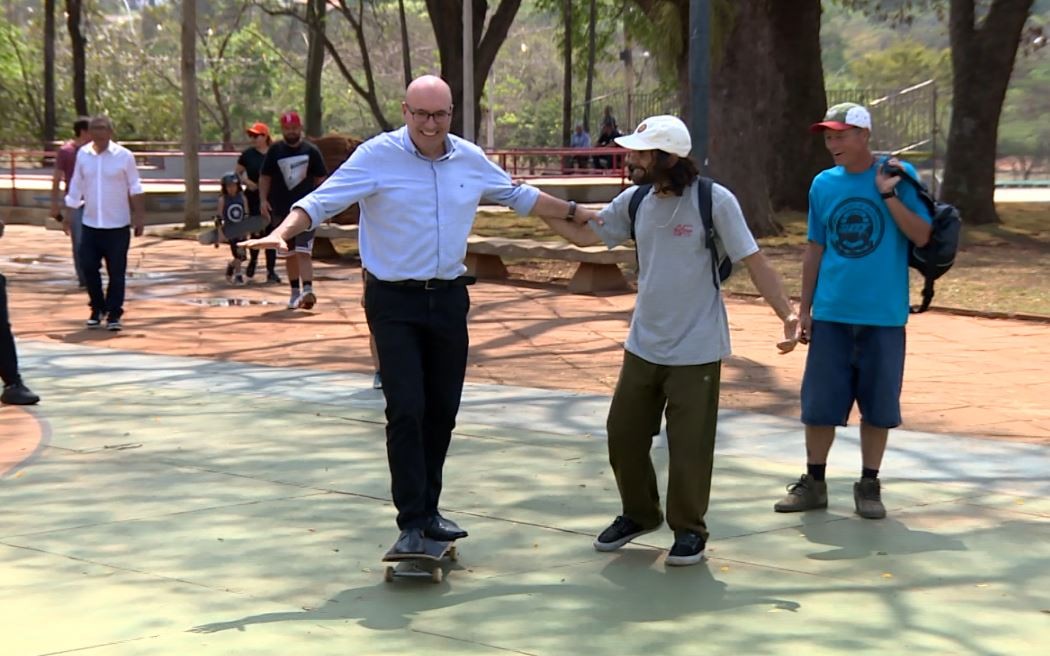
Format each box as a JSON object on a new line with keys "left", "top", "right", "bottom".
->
{"left": 246, "top": 122, "right": 270, "bottom": 137}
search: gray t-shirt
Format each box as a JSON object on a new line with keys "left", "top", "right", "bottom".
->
{"left": 592, "top": 180, "right": 759, "bottom": 366}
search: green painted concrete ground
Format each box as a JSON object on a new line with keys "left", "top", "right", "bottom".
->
{"left": 1, "top": 343, "right": 1047, "bottom": 655}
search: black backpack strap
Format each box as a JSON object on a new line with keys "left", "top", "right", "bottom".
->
{"left": 911, "top": 278, "right": 935, "bottom": 314}
{"left": 698, "top": 176, "right": 719, "bottom": 288}
{"left": 628, "top": 184, "right": 652, "bottom": 242}
{"left": 885, "top": 161, "right": 937, "bottom": 215}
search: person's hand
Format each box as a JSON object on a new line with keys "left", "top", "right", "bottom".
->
{"left": 261, "top": 201, "right": 272, "bottom": 223}
{"left": 133, "top": 216, "right": 145, "bottom": 237}
{"left": 876, "top": 157, "right": 903, "bottom": 195}
{"left": 56, "top": 212, "right": 70, "bottom": 236}
{"left": 574, "top": 206, "right": 602, "bottom": 226}
{"left": 777, "top": 312, "right": 800, "bottom": 354}
{"left": 797, "top": 311, "right": 812, "bottom": 345}
{"left": 242, "top": 233, "right": 289, "bottom": 255}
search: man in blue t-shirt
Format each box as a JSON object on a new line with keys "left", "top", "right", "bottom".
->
{"left": 774, "top": 102, "right": 932, "bottom": 520}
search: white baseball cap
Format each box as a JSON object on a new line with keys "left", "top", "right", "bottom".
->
{"left": 810, "top": 102, "right": 872, "bottom": 133}
{"left": 614, "top": 115, "right": 692, "bottom": 158}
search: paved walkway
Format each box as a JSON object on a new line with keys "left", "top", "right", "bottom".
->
{"left": 1, "top": 225, "right": 1048, "bottom": 443}
{"left": 1, "top": 226, "right": 1048, "bottom": 655}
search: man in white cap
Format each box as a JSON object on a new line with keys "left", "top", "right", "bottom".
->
{"left": 540, "top": 114, "right": 798, "bottom": 566}
{"left": 773, "top": 102, "right": 931, "bottom": 520}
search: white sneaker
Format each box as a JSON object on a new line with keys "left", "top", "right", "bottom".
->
{"left": 287, "top": 292, "right": 301, "bottom": 309}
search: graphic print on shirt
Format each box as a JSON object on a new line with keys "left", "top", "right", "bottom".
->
{"left": 223, "top": 196, "right": 245, "bottom": 225}
{"left": 827, "top": 197, "right": 884, "bottom": 258}
{"left": 277, "top": 154, "right": 310, "bottom": 191}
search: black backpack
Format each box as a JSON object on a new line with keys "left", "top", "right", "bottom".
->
{"left": 627, "top": 177, "right": 731, "bottom": 289}
{"left": 894, "top": 173, "right": 962, "bottom": 313}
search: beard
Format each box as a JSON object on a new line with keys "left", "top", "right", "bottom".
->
{"left": 628, "top": 164, "right": 656, "bottom": 185}
{"left": 284, "top": 135, "right": 301, "bottom": 146}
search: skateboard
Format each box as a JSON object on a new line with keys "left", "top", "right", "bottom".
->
{"left": 382, "top": 538, "right": 458, "bottom": 583}
{"left": 198, "top": 214, "right": 268, "bottom": 246}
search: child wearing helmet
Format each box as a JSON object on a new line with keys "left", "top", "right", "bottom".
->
{"left": 217, "top": 172, "right": 248, "bottom": 284}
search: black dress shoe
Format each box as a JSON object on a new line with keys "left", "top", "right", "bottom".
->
{"left": 1, "top": 382, "right": 40, "bottom": 405}
{"left": 391, "top": 528, "right": 426, "bottom": 555}
{"left": 425, "top": 514, "right": 468, "bottom": 541}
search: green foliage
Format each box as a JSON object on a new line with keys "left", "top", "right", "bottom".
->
{"left": 846, "top": 39, "right": 951, "bottom": 90}
{"left": 0, "top": 17, "right": 44, "bottom": 144}
{"left": 999, "top": 49, "right": 1050, "bottom": 170}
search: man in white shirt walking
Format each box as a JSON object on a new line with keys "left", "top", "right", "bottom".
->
{"left": 64, "top": 115, "right": 145, "bottom": 332}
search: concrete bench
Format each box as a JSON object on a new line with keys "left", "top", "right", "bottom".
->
{"left": 309, "top": 225, "right": 635, "bottom": 294}
{"left": 465, "top": 235, "right": 635, "bottom": 294}
{"left": 313, "top": 223, "right": 359, "bottom": 258}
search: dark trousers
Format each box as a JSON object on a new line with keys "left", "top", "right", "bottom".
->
{"left": 79, "top": 225, "right": 131, "bottom": 320}
{"left": 364, "top": 280, "right": 470, "bottom": 531}
{"left": 606, "top": 351, "right": 722, "bottom": 540}
{"left": 246, "top": 217, "right": 276, "bottom": 276}
{"left": 0, "top": 273, "right": 21, "bottom": 386}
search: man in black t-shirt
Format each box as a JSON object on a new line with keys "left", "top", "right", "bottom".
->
{"left": 260, "top": 111, "right": 327, "bottom": 309}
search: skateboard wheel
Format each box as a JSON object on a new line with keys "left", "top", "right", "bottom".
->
{"left": 431, "top": 568, "right": 443, "bottom": 584}
{"left": 449, "top": 546, "right": 458, "bottom": 562}
{"left": 384, "top": 566, "right": 394, "bottom": 582}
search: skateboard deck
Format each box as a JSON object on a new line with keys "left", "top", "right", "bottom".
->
{"left": 382, "top": 538, "right": 458, "bottom": 583}
{"left": 198, "top": 214, "right": 268, "bottom": 245}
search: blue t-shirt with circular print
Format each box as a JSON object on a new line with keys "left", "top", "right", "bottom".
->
{"left": 807, "top": 160, "right": 932, "bottom": 327}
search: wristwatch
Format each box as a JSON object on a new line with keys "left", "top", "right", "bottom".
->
{"left": 880, "top": 189, "right": 897, "bottom": 200}
{"left": 565, "top": 200, "right": 577, "bottom": 221}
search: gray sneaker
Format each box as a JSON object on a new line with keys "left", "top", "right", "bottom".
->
{"left": 853, "top": 478, "right": 886, "bottom": 519}
{"left": 774, "top": 474, "right": 828, "bottom": 513}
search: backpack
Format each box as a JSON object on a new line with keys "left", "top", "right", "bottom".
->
{"left": 628, "top": 176, "right": 731, "bottom": 289}
{"left": 894, "top": 172, "right": 962, "bottom": 313}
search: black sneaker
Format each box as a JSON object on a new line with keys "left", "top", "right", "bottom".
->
{"left": 1, "top": 382, "right": 40, "bottom": 405}
{"left": 665, "top": 530, "right": 706, "bottom": 567}
{"left": 266, "top": 272, "right": 282, "bottom": 284}
{"left": 85, "top": 310, "right": 103, "bottom": 328}
{"left": 593, "top": 515, "right": 659, "bottom": 552}
{"left": 106, "top": 318, "right": 123, "bottom": 332}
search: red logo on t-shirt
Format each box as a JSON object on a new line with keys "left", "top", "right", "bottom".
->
{"left": 673, "top": 224, "right": 694, "bottom": 237}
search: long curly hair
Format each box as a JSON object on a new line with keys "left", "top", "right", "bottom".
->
{"left": 654, "top": 152, "right": 701, "bottom": 197}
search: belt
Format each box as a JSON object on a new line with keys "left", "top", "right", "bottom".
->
{"left": 366, "top": 272, "right": 476, "bottom": 290}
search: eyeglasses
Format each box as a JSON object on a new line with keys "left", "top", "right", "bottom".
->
{"left": 405, "top": 105, "right": 453, "bottom": 123}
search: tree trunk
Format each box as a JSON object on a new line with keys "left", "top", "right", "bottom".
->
{"left": 941, "top": 0, "right": 1034, "bottom": 225}
{"left": 765, "top": 0, "right": 829, "bottom": 211}
{"left": 633, "top": 0, "right": 826, "bottom": 233}
{"left": 562, "top": 0, "right": 573, "bottom": 147}
{"left": 708, "top": 0, "right": 778, "bottom": 236}
{"left": 398, "top": 0, "right": 413, "bottom": 87}
{"left": 582, "top": 0, "right": 597, "bottom": 134}
{"left": 66, "top": 0, "right": 88, "bottom": 117}
{"left": 305, "top": 0, "right": 326, "bottom": 137}
{"left": 181, "top": 0, "right": 201, "bottom": 230}
{"left": 425, "top": 0, "right": 523, "bottom": 138}
{"left": 44, "top": 0, "right": 56, "bottom": 147}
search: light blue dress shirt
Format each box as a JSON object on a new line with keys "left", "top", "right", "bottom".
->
{"left": 293, "top": 127, "right": 541, "bottom": 281}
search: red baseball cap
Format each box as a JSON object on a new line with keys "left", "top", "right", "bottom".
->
{"left": 245, "top": 122, "right": 270, "bottom": 137}
{"left": 280, "top": 111, "right": 302, "bottom": 128}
